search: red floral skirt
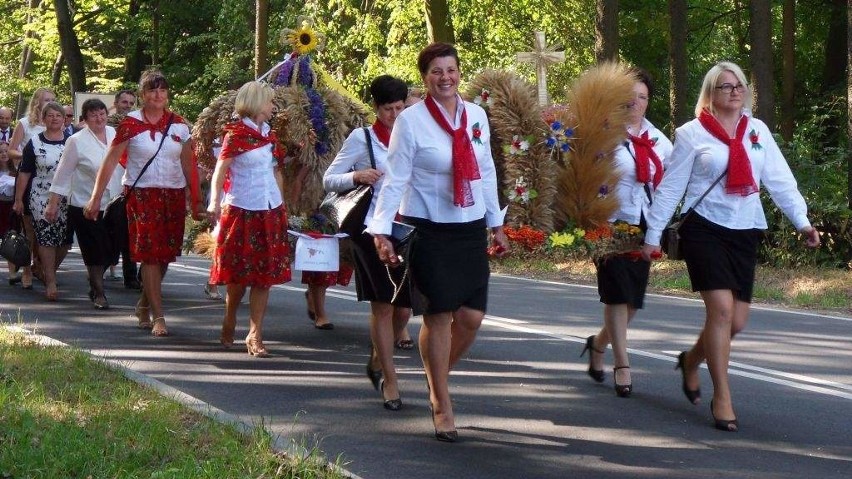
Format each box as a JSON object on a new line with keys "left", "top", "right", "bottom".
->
{"left": 211, "top": 204, "right": 291, "bottom": 287}
{"left": 301, "top": 264, "right": 353, "bottom": 287}
{"left": 127, "top": 187, "right": 185, "bottom": 264}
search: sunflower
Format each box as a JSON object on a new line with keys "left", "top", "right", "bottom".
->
{"left": 283, "top": 17, "right": 325, "bottom": 55}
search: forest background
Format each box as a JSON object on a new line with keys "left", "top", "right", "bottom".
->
{"left": 0, "top": 0, "right": 849, "bottom": 269}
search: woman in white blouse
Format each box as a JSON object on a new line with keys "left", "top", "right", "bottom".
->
{"left": 641, "top": 62, "right": 820, "bottom": 432}
{"left": 324, "top": 75, "right": 411, "bottom": 411}
{"left": 207, "top": 81, "right": 291, "bottom": 358}
{"left": 369, "top": 43, "right": 509, "bottom": 442}
{"left": 46, "top": 98, "right": 123, "bottom": 309}
{"left": 582, "top": 68, "right": 673, "bottom": 398}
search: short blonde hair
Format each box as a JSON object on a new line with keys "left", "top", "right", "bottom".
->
{"left": 694, "top": 61, "right": 753, "bottom": 117}
{"left": 26, "top": 87, "right": 56, "bottom": 126}
{"left": 234, "top": 81, "right": 275, "bottom": 119}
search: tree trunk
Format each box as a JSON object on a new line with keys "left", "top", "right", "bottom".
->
{"left": 54, "top": 0, "right": 87, "bottom": 94}
{"left": 254, "top": 0, "right": 269, "bottom": 79}
{"left": 51, "top": 52, "right": 64, "bottom": 86}
{"left": 749, "top": 0, "right": 775, "bottom": 130}
{"left": 16, "top": 0, "right": 43, "bottom": 116}
{"left": 847, "top": 0, "right": 852, "bottom": 208}
{"left": 125, "top": 0, "right": 148, "bottom": 83}
{"left": 595, "top": 0, "right": 619, "bottom": 63}
{"left": 668, "top": 0, "right": 689, "bottom": 132}
{"left": 823, "top": 0, "right": 847, "bottom": 93}
{"left": 424, "top": 0, "right": 455, "bottom": 44}
{"left": 781, "top": 0, "right": 795, "bottom": 142}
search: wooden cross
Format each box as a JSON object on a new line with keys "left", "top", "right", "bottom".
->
{"left": 516, "top": 31, "right": 565, "bottom": 106}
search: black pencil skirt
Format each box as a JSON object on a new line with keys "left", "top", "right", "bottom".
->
{"left": 404, "top": 216, "right": 489, "bottom": 316}
{"left": 680, "top": 212, "right": 763, "bottom": 302}
{"left": 595, "top": 254, "right": 651, "bottom": 309}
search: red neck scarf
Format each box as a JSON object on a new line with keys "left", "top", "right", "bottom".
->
{"left": 371, "top": 120, "right": 391, "bottom": 148}
{"left": 113, "top": 110, "right": 182, "bottom": 144}
{"left": 424, "top": 95, "right": 480, "bottom": 207}
{"left": 218, "top": 120, "right": 286, "bottom": 192}
{"left": 698, "top": 109, "right": 758, "bottom": 196}
{"left": 628, "top": 131, "right": 664, "bottom": 189}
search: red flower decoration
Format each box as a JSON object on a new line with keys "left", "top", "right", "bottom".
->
{"left": 749, "top": 129, "right": 762, "bottom": 150}
{"left": 471, "top": 122, "right": 483, "bottom": 145}
{"left": 170, "top": 133, "right": 182, "bottom": 143}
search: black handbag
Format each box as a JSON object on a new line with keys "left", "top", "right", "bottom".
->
{"left": 103, "top": 114, "right": 174, "bottom": 244}
{"left": 662, "top": 171, "right": 727, "bottom": 260}
{"left": 319, "top": 128, "right": 376, "bottom": 236}
{"left": 0, "top": 213, "right": 31, "bottom": 267}
{"left": 387, "top": 220, "right": 416, "bottom": 303}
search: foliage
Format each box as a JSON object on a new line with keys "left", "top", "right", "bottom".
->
{"left": 762, "top": 96, "right": 851, "bottom": 268}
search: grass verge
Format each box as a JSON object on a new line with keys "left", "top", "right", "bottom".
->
{"left": 491, "top": 257, "right": 852, "bottom": 313}
{"left": 0, "top": 324, "right": 345, "bottom": 479}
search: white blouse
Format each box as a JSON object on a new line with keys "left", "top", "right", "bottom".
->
{"left": 14, "top": 117, "right": 45, "bottom": 153}
{"left": 221, "top": 118, "right": 282, "bottom": 211}
{"left": 50, "top": 126, "right": 123, "bottom": 209}
{"left": 368, "top": 97, "right": 505, "bottom": 235}
{"left": 644, "top": 113, "right": 811, "bottom": 246}
{"left": 611, "top": 118, "right": 674, "bottom": 225}
{"left": 121, "top": 110, "right": 190, "bottom": 189}
{"left": 323, "top": 126, "right": 387, "bottom": 229}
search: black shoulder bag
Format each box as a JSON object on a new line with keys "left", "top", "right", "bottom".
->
{"left": 661, "top": 170, "right": 727, "bottom": 260}
{"left": 103, "top": 113, "right": 175, "bottom": 245}
{"left": 319, "top": 127, "right": 376, "bottom": 236}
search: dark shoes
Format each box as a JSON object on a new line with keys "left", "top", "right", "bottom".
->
{"left": 675, "top": 351, "right": 701, "bottom": 405}
{"left": 613, "top": 366, "right": 632, "bottom": 398}
{"left": 580, "top": 335, "right": 605, "bottom": 383}
{"left": 366, "top": 355, "right": 382, "bottom": 391}
{"left": 379, "top": 379, "right": 402, "bottom": 411}
{"left": 710, "top": 399, "right": 738, "bottom": 432}
{"left": 124, "top": 278, "right": 142, "bottom": 290}
{"left": 429, "top": 402, "right": 457, "bottom": 442}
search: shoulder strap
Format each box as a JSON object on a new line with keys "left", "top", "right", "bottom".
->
{"left": 363, "top": 127, "right": 376, "bottom": 169}
{"left": 128, "top": 113, "right": 175, "bottom": 192}
{"left": 679, "top": 170, "right": 727, "bottom": 225}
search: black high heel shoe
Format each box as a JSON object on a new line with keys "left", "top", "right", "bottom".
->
{"left": 429, "top": 402, "right": 457, "bottom": 443}
{"left": 379, "top": 378, "right": 402, "bottom": 411}
{"left": 613, "top": 366, "right": 632, "bottom": 398}
{"left": 579, "top": 335, "right": 605, "bottom": 383}
{"left": 675, "top": 351, "right": 701, "bottom": 404}
{"left": 366, "top": 349, "right": 382, "bottom": 391}
{"left": 710, "top": 399, "right": 738, "bottom": 432}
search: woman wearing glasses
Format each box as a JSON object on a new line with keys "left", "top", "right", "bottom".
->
{"left": 641, "top": 62, "right": 819, "bottom": 432}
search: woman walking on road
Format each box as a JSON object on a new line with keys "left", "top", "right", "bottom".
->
{"left": 641, "top": 62, "right": 820, "bottom": 431}
{"left": 369, "top": 43, "right": 509, "bottom": 442}
{"left": 583, "top": 68, "right": 673, "bottom": 398}
{"left": 207, "top": 81, "right": 291, "bottom": 358}
{"left": 85, "top": 69, "right": 203, "bottom": 337}
{"left": 324, "top": 74, "right": 412, "bottom": 410}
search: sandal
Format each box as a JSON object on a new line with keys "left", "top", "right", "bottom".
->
{"left": 204, "top": 284, "right": 222, "bottom": 301}
{"left": 93, "top": 295, "right": 110, "bottom": 310}
{"left": 135, "top": 304, "right": 152, "bottom": 329}
{"left": 394, "top": 339, "right": 415, "bottom": 350}
{"left": 151, "top": 317, "right": 169, "bottom": 337}
{"left": 245, "top": 336, "right": 270, "bottom": 357}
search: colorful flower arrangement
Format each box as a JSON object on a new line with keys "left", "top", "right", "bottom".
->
{"left": 282, "top": 17, "right": 325, "bottom": 55}
{"left": 506, "top": 176, "right": 538, "bottom": 204}
{"left": 503, "top": 225, "right": 547, "bottom": 252}
{"left": 498, "top": 221, "right": 645, "bottom": 260}
{"left": 503, "top": 134, "right": 532, "bottom": 156}
{"left": 545, "top": 120, "right": 575, "bottom": 153}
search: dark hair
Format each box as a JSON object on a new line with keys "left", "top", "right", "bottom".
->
{"left": 631, "top": 67, "right": 654, "bottom": 99}
{"left": 115, "top": 89, "right": 136, "bottom": 101}
{"left": 369, "top": 75, "right": 408, "bottom": 106}
{"left": 81, "top": 98, "right": 108, "bottom": 119}
{"left": 139, "top": 69, "right": 169, "bottom": 92}
{"left": 417, "top": 42, "right": 460, "bottom": 76}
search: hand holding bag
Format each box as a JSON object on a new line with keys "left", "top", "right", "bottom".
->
{"left": 386, "top": 220, "right": 416, "bottom": 303}
{"left": 0, "top": 213, "right": 30, "bottom": 267}
{"left": 319, "top": 128, "right": 376, "bottom": 236}
{"left": 662, "top": 171, "right": 727, "bottom": 260}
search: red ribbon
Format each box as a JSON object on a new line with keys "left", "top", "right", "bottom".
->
{"left": 698, "top": 109, "right": 758, "bottom": 196}
{"left": 423, "top": 95, "right": 480, "bottom": 207}
{"left": 629, "top": 132, "right": 664, "bottom": 189}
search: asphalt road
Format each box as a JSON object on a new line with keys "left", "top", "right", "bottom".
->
{"left": 2, "top": 249, "right": 850, "bottom": 479}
